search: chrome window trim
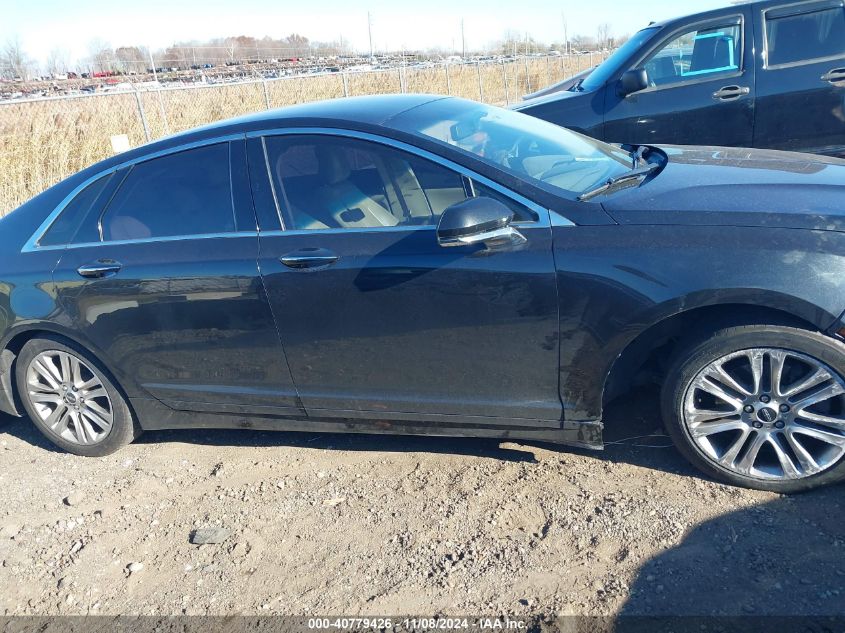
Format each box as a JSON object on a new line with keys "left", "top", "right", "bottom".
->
{"left": 761, "top": 0, "right": 845, "bottom": 70}
{"left": 22, "top": 133, "right": 246, "bottom": 253}
{"left": 28, "top": 231, "right": 258, "bottom": 252}
{"left": 247, "top": 127, "right": 575, "bottom": 229}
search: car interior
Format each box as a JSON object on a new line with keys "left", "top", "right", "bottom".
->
{"left": 270, "top": 138, "right": 468, "bottom": 230}
{"left": 643, "top": 27, "right": 739, "bottom": 86}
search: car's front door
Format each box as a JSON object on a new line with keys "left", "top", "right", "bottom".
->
{"left": 51, "top": 139, "right": 301, "bottom": 415}
{"left": 753, "top": 0, "right": 845, "bottom": 156}
{"left": 249, "top": 131, "right": 562, "bottom": 426}
{"left": 603, "top": 10, "right": 755, "bottom": 147}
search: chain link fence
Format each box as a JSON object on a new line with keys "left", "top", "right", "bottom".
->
{"left": 0, "top": 53, "right": 605, "bottom": 215}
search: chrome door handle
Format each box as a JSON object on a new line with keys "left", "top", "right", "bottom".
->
{"left": 77, "top": 260, "right": 123, "bottom": 279}
{"left": 713, "top": 85, "right": 750, "bottom": 101}
{"left": 822, "top": 68, "right": 845, "bottom": 85}
{"left": 280, "top": 248, "right": 339, "bottom": 270}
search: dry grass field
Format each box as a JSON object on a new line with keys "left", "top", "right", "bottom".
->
{"left": 0, "top": 55, "right": 602, "bottom": 216}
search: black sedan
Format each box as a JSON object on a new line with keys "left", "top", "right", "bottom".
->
{"left": 2, "top": 94, "right": 845, "bottom": 493}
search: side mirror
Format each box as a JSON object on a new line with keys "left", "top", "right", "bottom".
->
{"left": 437, "top": 197, "right": 525, "bottom": 249}
{"left": 618, "top": 68, "right": 649, "bottom": 96}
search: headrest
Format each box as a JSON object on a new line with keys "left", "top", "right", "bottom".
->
{"left": 315, "top": 146, "right": 352, "bottom": 185}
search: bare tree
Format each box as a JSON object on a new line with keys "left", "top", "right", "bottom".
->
{"left": 1, "top": 36, "right": 31, "bottom": 80}
{"left": 88, "top": 38, "right": 116, "bottom": 73}
{"left": 570, "top": 34, "right": 596, "bottom": 52}
{"left": 284, "top": 34, "right": 310, "bottom": 58}
{"left": 46, "top": 48, "right": 69, "bottom": 76}
{"left": 596, "top": 23, "right": 611, "bottom": 49}
{"left": 114, "top": 46, "right": 145, "bottom": 73}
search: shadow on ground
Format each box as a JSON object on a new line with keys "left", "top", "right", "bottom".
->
{"left": 601, "top": 492, "right": 845, "bottom": 633}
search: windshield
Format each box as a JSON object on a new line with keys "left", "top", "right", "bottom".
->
{"left": 579, "top": 27, "right": 661, "bottom": 92}
{"left": 388, "top": 98, "right": 633, "bottom": 198}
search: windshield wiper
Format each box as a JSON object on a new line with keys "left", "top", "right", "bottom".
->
{"left": 631, "top": 145, "right": 650, "bottom": 168}
{"left": 578, "top": 163, "right": 660, "bottom": 202}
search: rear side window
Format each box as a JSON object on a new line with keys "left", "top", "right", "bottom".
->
{"left": 100, "top": 143, "right": 234, "bottom": 242}
{"left": 765, "top": 3, "right": 845, "bottom": 66}
{"left": 39, "top": 174, "right": 112, "bottom": 246}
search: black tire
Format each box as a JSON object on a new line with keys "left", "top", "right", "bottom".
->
{"left": 662, "top": 324, "right": 845, "bottom": 493}
{"left": 15, "top": 335, "right": 140, "bottom": 456}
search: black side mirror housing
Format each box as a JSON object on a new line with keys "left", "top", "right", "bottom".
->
{"left": 437, "top": 197, "right": 523, "bottom": 249}
{"left": 619, "top": 69, "right": 649, "bottom": 96}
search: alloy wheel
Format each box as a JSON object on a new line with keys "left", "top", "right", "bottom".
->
{"left": 25, "top": 350, "right": 114, "bottom": 445}
{"left": 683, "top": 348, "right": 845, "bottom": 481}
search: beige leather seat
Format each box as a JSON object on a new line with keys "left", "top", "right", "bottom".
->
{"left": 312, "top": 146, "right": 399, "bottom": 229}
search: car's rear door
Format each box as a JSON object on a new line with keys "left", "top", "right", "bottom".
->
{"left": 753, "top": 0, "right": 845, "bottom": 156}
{"left": 603, "top": 7, "right": 756, "bottom": 147}
{"left": 248, "top": 130, "right": 562, "bottom": 426}
{"left": 49, "top": 138, "right": 301, "bottom": 416}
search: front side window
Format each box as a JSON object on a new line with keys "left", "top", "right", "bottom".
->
{"left": 263, "top": 135, "right": 533, "bottom": 231}
{"left": 100, "top": 143, "right": 234, "bottom": 242}
{"left": 765, "top": 3, "right": 845, "bottom": 67}
{"left": 640, "top": 23, "right": 741, "bottom": 87}
{"left": 389, "top": 98, "right": 632, "bottom": 198}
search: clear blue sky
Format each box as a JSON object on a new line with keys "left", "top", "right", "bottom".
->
{"left": 3, "top": 0, "right": 731, "bottom": 65}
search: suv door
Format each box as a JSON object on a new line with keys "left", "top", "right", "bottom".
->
{"left": 49, "top": 139, "right": 301, "bottom": 415}
{"left": 249, "top": 131, "right": 562, "bottom": 426}
{"left": 603, "top": 9, "right": 755, "bottom": 147}
{"left": 754, "top": 0, "right": 845, "bottom": 156}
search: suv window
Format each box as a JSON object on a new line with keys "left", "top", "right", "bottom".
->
{"left": 640, "top": 23, "right": 741, "bottom": 87}
{"left": 40, "top": 174, "right": 113, "bottom": 246}
{"left": 100, "top": 143, "right": 234, "bottom": 242}
{"left": 264, "top": 135, "right": 533, "bottom": 231}
{"left": 765, "top": 3, "right": 845, "bottom": 67}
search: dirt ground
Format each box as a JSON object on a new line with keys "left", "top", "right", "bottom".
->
{"left": 1, "top": 390, "right": 843, "bottom": 619}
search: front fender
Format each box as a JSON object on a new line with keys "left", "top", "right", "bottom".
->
{"left": 554, "top": 224, "right": 845, "bottom": 421}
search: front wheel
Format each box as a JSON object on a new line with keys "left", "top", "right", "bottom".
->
{"left": 662, "top": 325, "right": 845, "bottom": 493}
{"left": 15, "top": 335, "right": 139, "bottom": 456}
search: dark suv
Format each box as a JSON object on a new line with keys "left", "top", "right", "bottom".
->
{"left": 516, "top": 0, "right": 845, "bottom": 157}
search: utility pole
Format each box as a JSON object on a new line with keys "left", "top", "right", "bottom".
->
{"left": 461, "top": 19, "right": 466, "bottom": 58}
{"left": 561, "top": 12, "right": 569, "bottom": 54}
{"left": 148, "top": 46, "right": 158, "bottom": 83}
{"left": 368, "top": 12, "right": 374, "bottom": 60}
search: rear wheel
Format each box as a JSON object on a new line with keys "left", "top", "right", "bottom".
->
{"left": 662, "top": 325, "right": 845, "bottom": 493}
{"left": 15, "top": 336, "right": 139, "bottom": 456}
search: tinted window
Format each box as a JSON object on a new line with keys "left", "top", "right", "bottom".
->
{"left": 39, "top": 174, "right": 112, "bottom": 246}
{"left": 100, "top": 143, "right": 234, "bottom": 242}
{"left": 640, "top": 23, "right": 741, "bottom": 86}
{"left": 264, "top": 135, "right": 535, "bottom": 230}
{"left": 766, "top": 5, "right": 845, "bottom": 66}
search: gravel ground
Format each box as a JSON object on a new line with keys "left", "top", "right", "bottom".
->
{"left": 1, "top": 390, "right": 843, "bottom": 619}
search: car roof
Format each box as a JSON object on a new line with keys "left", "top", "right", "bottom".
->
{"left": 77, "top": 94, "right": 451, "bottom": 179}
{"left": 646, "top": 0, "right": 790, "bottom": 30}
